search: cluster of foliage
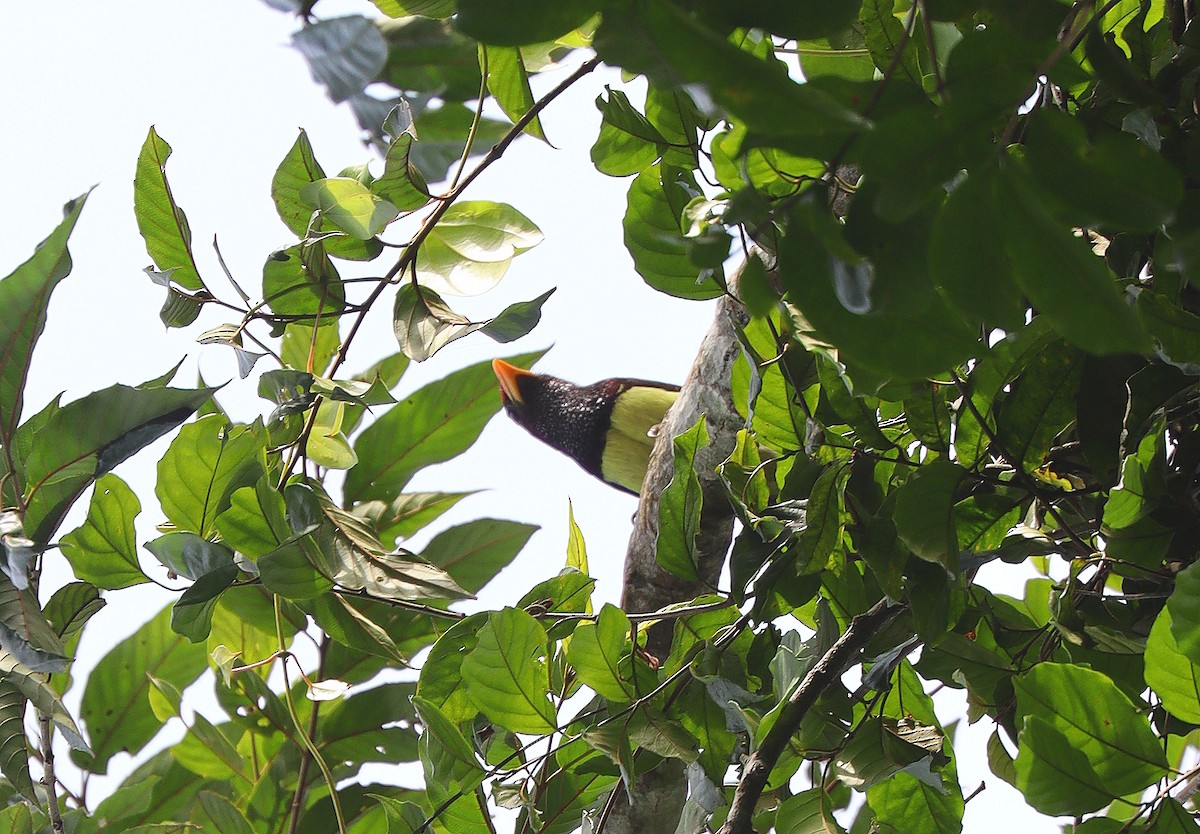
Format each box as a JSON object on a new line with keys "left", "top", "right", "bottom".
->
{"left": 4, "top": 0, "right": 1200, "bottom": 833}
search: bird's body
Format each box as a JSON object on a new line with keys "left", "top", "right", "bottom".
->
{"left": 492, "top": 359, "right": 679, "bottom": 495}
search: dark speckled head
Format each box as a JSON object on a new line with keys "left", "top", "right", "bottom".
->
{"left": 491, "top": 359, "right": 679, "bottom": 493}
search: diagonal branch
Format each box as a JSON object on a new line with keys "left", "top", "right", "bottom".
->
{"left": 718, "top": 598, "right": 906, "bottom": 834}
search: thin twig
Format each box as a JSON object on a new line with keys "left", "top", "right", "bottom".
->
{"left": 287, "top": 636, "right": 330, "bottom": 834}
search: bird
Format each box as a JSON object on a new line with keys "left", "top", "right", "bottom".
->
{"left": 491, "top": 359, "right": 680, "bottom": 495}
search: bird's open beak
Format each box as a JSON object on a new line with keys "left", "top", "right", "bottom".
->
{"left": 492, "top": 358, "right": 533, "bottom": 404}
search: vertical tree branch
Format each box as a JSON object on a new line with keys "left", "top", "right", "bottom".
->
{"left": 39, "top": 713, "right": 64, "bottom": 833}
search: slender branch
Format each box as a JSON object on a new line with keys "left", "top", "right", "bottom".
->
{"left": 287, "top": 635, "right": 330, "bottom": 834}
{"left": 278, "top": 56, "right": 601, "bottom": 486}
{"left": 718, "top": 599, "right": 906, "bottom": 834}
{"left": 39, "top": 714, "right": 64, "bottom": 833}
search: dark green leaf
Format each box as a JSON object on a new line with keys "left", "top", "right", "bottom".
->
{"left": 893, "top": 461, "right": 968, "bottom": 573}
{"left": 483, "top": 45, "right": 546, "bottom": 140}
{"left": 995, "top": 339, "right": 1083, "bottom": 473}
{"left": 455, "top": 0, "right": 597, "bottom": 45}
{"left": 372, "top": 133, "right": 431, "bottom": 212}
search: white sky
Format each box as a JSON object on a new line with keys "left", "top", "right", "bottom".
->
{"left": 0, "top": 2, "right": 1063, "bottom": 831}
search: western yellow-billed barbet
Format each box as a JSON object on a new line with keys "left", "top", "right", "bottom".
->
{"left": 491, "top": 359, "right": 680, "bottom": 495}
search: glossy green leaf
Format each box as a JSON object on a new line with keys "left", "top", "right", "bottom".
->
{"left": 75, "top": 606, "right": 207, "bottom": 774}
{"left": 420, "top": 519, "right": 537, "bottom": 594}
{"left": 0, "top": 192, "right": 88, "bottom": 462}
{"left": 144, "top": 533, "right": 235, "bottom": 582}
{"left": 462, "top": 608, "right": 556, "bottom": 734}
{"left": 133, "top": 128, "right": 202, "bottom": 290}
{"left": 479, "top": 287, "right": 556, "bottom": 342}
{"left": 1014, "top": 663, "right": 1167, "bottom": 815}
{"left": 300, "top": 177, "right": 398, "bottom": 240}
{"left": 156, "top": 415, "right": 264, "bottom": 538}
{"left": 59, "top": 474, "right": 147, "bottom": 590}
{"left": 657, "top": 417, "right": 708, "bottom": 581}
{"left": 346, "top": 350, "right": 544, "bottom": 501}
{"left": 258, "top": 542, "right": 334, "bottom": 600}
{"left": 171, "top": 564, "right": 239, "bottom": 642}
{"left": 415, "top": 200, "right": 543, "bottom": 296}
{"left": 483, "top": 45, "right": 546, "bottom": 140}
{"left": 393, "top": 282, "right": 483, "bottom": 362}
{"left": 625, "top": 163, "right": 723, "bottom": 300}
{"left": 455, "top": 0, "right": 596, "bottom": 45}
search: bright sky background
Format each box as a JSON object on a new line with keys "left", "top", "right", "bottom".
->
{"left": 1, "top": 2, "right": 1063, "bottom": 831}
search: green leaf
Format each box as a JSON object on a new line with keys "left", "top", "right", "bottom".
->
{"left": 416, "top": 200, "right": 543, "bottom": 296}
{"left": 355, "top": 490, "right": 476, "bottom": 546}
{"left": 480, "top": 287, "right": 556, "bottom": 342}
{"left": 416, "top": 613, "right": 488, "bottom": 722}
{"left": 624, "top": 163, "right": 724, "bottom": 300}
{"left": 996, "top": 164, "right": 1151, "bottom": 355}
{"left": 407, "top": 105, "right": 510, "bottom": 184}
{"left": 156, "top": 415, "right": 264, "bottom": 537}
{"left": 291, "top": 16, "right": 388, "bottom": 103}
{"left": 0, "top": 680, "right": 33, "bottom": 801}
{"left": 0, "top": 192, "right": 88, "bottom": 464}
{"left": 893, "top": 461, "right": 967, "bottom": 574}
{"left": 372, "top": 0, "right": 454, "bottom": 17}
{"left": 23, "top": 380, "right": 216, "bottom": 543}
{"left": 393, "top": 283, "right": 484, "bottom": 362}
{"left": 421, "top": 519, "right": 538, "bottom": 594}
{"left": 591, "top": 87, "right": 665, "bottom": 177}
{"left": 272, "top": 130, "right": 382, "bottom": 261}
{"left": 799, "top": 463, "right": 849, "bottom": 574}
{"left": 455, "top": 0, "right": 597, "bottom": 45}
{"left": 215, "top": 480, "right": 288, "bottom": 560}
{"left": 657, "top": 417, "right": 708, "bottom": 581}
{"left": 995, "top": 339, "right": 1083, "bottom": 473}
{"left": 461, "top": 608, "right": 556, "bottom": 734}
{"left": 262, "top": 243, "right": 346, "bottom": 317}
{"left": 775, "top": 787, "right": 846, "bottom": 834}
{"left": 346, "top": 350, "right": 545, "bottom": 501}
{"left": 1014, "top": 663, "right": 1167, "bottom": 815}
{"left": 1024, "top": 109, "right": 1182, "bottom": 232}
{"left": 779, "top": 196, "right": 979, "bottom": 380}
{"left": 196, "top": 792, "right": 255, "bottom": 834}
{"left": 1145, "top": 608, "right": 1200, "bottom": 723}
{"left": 1168, "top": 560, "right": 1200, "bottom": 667}
{"left": 134, "top": 127, "right": 203, "bottom": 290}
{"left": 930, "top": 167, "right": 1025, "bottom": 330}
{"left": 299, "top": 177, "right": 398, "bottom": 240}
{"left": 60, "top": 474, "right": 147, "bottom": 590}
{"left": 75, "top": 605, "right": 207, "bottom": 774}
{"left": 483, "top": 45, "right": 546, "bottom": 141}
{"left": 564, "top": 604, "right": 641, "bottom": 702}
{"left": 372, "top": 133, "right": 431, "bottom": 212}
{"left": 144, "top": 533, "right": 235, "bottom": 582}
{"left": 258, "top": 543, "right": 334, "bottom": 600}
{"left": 595, "top": 0, "right": 867, "bottom": 156}
{"left": 306, "top": 400, "right": 358, "bottom": 469}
